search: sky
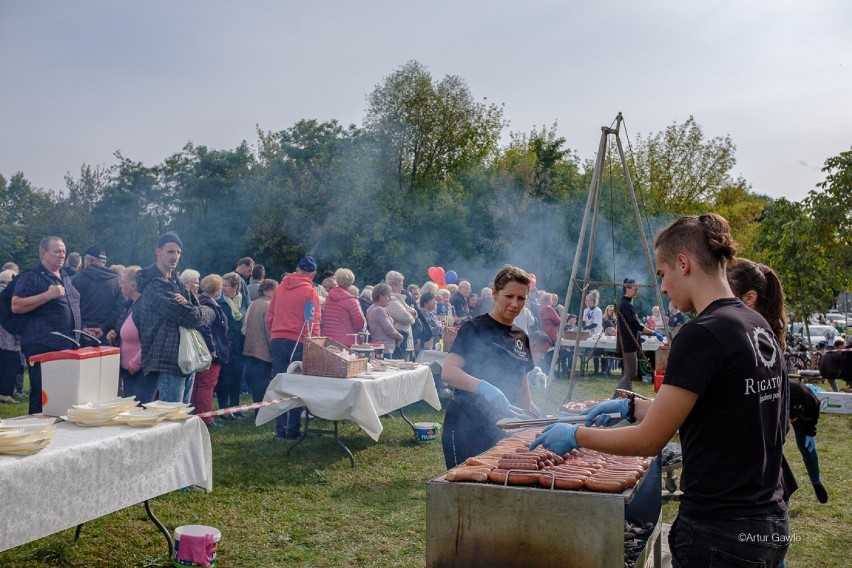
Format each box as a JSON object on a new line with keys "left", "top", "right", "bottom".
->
{"left": 1, "top": 1, "right": 850, "bottom": 203}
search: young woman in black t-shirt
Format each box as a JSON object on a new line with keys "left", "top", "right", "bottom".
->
{"left": 531, "top": 213, "right": 790, "bottom": 567}
{"left": 728, "top": 258, "right": 829, "bottom": 507}
{"left": 440, "top": 265, "right": 536, "bottom": 469}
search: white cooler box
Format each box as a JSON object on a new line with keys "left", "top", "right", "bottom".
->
{"left": 29, "top": 346, "right": 121, "bottom": 416}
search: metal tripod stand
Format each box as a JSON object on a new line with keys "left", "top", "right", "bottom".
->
{"left": 544, "top": 113, "right": 672, "bottom": 409}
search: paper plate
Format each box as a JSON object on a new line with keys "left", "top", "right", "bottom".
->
{"left": 61, "top": 415, "right": 116, "bottom": 426}
{"left": 90, "top": 396, "right": 138, "bottom": 408}
{"left": 0, "top": 425, "right": 54, "bottom": 436}
{"left": 0, "top": 418, "right": 57, "bottom": 428}
{"left": 0, "top": 432, "right": 52, "bottom": 446}
{"left": 0, "top": 438, "right": 52, "bottom": 455}
{"left": 144, "top": 402, "right": 189, "bottom": 410}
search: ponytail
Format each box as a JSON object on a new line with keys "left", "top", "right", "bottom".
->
{"left": 727, "top": 258, "right": 787, "bottom": 350}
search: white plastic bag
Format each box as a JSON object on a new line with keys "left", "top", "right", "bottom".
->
{"left": 178, "top": 326, "right": 212, "bottom": 374}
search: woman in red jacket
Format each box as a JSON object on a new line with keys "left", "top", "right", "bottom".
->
{"left": 321, "top": 268, "right": 366, "bottom": 347}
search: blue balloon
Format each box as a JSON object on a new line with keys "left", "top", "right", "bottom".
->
{"left": 445, "top": 270, "right": 458, "bottom": 284}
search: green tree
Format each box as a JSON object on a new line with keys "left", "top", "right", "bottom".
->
{"left": 165, "top": 142, "right": 256, "bottom": 273}
{"left": 711, "top": 183, "right": 771, "bottom": 256}
{"left": 753, "top": 199, "right": 832, "bottom": 327}
{"left": 364, "top": 60, "right": 505, "bottom": 197}
{"left": 629, "top": 116, "right": 743, "bottom": 214}
{"left": 91, "top": 154, "right": 163, "bottom": 265}
{"left": 0, "top": 173, "right": 59, "bottom": 266}
{"left": 60, "top": 164, "right": 109, "bottom": 252}
{"left": 808, "top": 147, "right": 852, "bottom": 295}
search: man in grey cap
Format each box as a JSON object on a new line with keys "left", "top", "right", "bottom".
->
{"left": 135, "top": 231, "right": 215, "bottom": 403}
{"left": 71, "top": 245, "right": 122, "bottom": 343}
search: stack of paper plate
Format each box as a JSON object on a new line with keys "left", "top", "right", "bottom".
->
{"left": 0, "top": 418, "right": 56, "bottom": 455}
{"left": 64, "top": 397, "right": 139, "bottom": 426}
{"left": 143, "top": 401, "right": 195, "bottom": 421}
{"left": 112, "top": 408, "right": 170, "bottom": 427}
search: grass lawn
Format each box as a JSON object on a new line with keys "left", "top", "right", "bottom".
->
{"left": 0, "top": 369, "right": 849, "bottom": 567}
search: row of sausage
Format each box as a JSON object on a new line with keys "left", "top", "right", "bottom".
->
{"left": 445, "top": 428, "right": 650, "bottom": 493}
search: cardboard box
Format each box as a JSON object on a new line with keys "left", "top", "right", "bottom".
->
{"left": 29, "top": 346, "right": 121, "bottom": 416}
{"left": 816, "top": 391, "right": 852, "bottom": 414}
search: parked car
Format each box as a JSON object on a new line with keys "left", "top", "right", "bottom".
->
{"left": 790, "top": 323, "right": 845, "bottom": 346}
{"left": 824, "top": 312, "right": 849, "bottom": 331}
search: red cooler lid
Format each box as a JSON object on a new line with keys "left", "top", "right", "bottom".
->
{"left": 96, "top": 346, "right": 121, "bottom": 356}
{"left": 29, "top": 347, "right": 103, "bottom": 365}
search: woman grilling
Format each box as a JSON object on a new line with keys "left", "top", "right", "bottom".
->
{"left": 440, "top": 265, "right": 538, "bottom": 469}
{"left": 531, "top": 213, "right": 790, "bottom": 567}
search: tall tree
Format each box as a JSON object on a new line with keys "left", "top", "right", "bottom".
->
{"left": 808, "top": 147, "right": 852, "bottom": 295}
{"left": 364, "top": 60, "right": 505, "bottom": 197}
{"left": 629, "top": 116, "right": 742, "bottom": 214}
{"left": 0, "top": 173, "right": 59, "bottom": 266}
{"left": 60, "top": 164, "right": 110, "bottom": 251}
{"left": 753, "top": 199, "right": 832, "bottom": 326}
{"left": 166, "top": 142, "right": 256, "bottom": 273}
{"left": 91, "top": 154, "right": 162, "bottom": 265}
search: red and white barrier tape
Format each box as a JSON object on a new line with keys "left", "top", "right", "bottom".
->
{"left": 196, "top": 396, "right": 298, "bottom": 418}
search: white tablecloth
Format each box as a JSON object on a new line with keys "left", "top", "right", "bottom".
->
{"left": 255, "top": 365, "right": 441, "bottom": 441}
{"left": 0, "top": 416, "right": 213, "bottom": 552}
{"left": 561, "top": 335, "right": 664, "bottom": 352}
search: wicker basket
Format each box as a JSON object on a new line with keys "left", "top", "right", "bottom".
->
{"left": 302, "top": 337, "right": 368, "bottom": 378}
{"left": 442, "top": 326, "right": 458, "bottom": 352}
{"left": 562, "top": 330, "right": 590, "bottom": 341}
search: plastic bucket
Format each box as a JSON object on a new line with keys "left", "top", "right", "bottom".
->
{"left": 414, "top": 422, "right": 440, "bottom": 441}
{"left": 173, "top": 525, "right": 221, "bottom": 567}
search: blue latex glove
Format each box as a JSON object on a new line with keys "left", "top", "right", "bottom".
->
{"left": 804, "top": 435, "right": 816, "bottom": 452}
{"left": 654, "top": 332, "right": 664, "bottom": 342}
{"left": 476, "top": 380, "right": 511, "bottom": 418}
{"left": 529, "top": 423, "right": 579, "bottom": 455}
{"left": 580, "top": 398, "right": 629, "bottom": 427}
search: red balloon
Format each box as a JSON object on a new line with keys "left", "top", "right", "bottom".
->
{"left": 428, "top": 266, "right": 445, "bottom": 286}
{"left": 528, "top": 273, "right": 537, "bottom": 290}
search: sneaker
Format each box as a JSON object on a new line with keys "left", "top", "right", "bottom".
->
{"left": 205, "top": 421, "right": 223, "bottom": 429}
{"left": 0, "top": 395, "right": 15, "bottom": 403}
{"left": 813, "top": 482, "right": 829, "bottom": 503}
{"left": 13, "top": 391, "right": 26, "bottom": 400}
{"left": 440, "top": 388, "right": 454, "bottom": 396}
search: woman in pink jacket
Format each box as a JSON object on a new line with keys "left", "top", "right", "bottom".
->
{"left": 321, "top": 268, "right": 366, "bottom": 346}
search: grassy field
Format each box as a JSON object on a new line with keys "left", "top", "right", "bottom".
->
{"left": 0, "top": 370, "right": 849, "bottom": 567}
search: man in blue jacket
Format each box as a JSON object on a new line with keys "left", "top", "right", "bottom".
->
{"left": 11, "top": 236, "right": 81, "bottom": 413}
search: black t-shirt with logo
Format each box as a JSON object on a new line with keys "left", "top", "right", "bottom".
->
{"left": 663, "top": 297, "right": 788, "bottom": 520}
{"left": 450, "top": 314, "right": 533, "bottom": 404}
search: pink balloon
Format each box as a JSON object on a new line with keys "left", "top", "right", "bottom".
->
{"left": 427, "top": 266, "right": 446, "bottom": 287}
{"left": 528, "top": 273, "right": 537, "bottom": 290}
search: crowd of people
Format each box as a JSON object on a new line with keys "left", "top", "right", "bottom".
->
{"left": 0, "top": 232, "right": 592, "bottom": 431}
{"left": 0, "top": 231, "right": 701, "bottom": 422}
{"left": 1, "top": 211, "right": 838, "bottom": 567}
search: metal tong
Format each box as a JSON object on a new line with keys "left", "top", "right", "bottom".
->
{"left": 496, "top": 411, "right": 621, "bottom": 430}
